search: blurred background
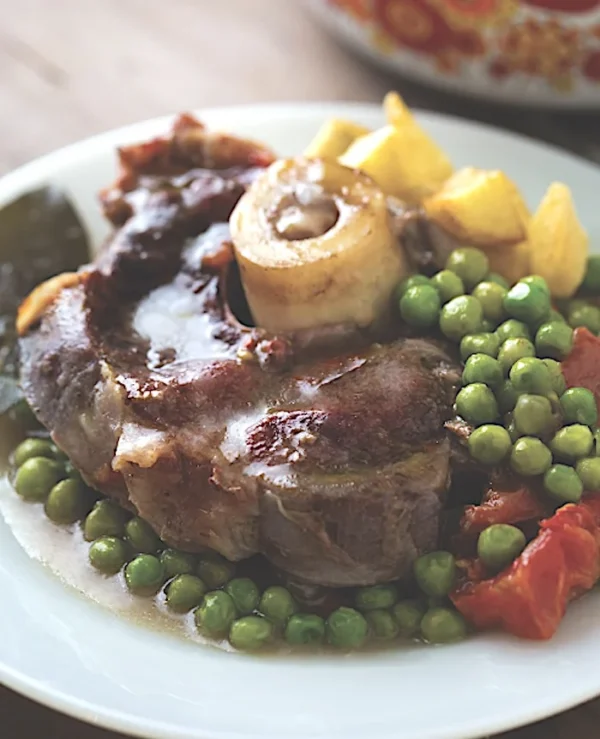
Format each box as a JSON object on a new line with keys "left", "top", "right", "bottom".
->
{"left": 3, "top": 0, "right": 600, "bottom": 174}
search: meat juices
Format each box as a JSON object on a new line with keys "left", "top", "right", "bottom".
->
{"left": 19, "top": 116, "right": 460, "bottom": 587}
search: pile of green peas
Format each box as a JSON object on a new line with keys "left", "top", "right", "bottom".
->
{"left": 416, "top": 525, "right": 529, "bottom": 583}
{"left": 398, "top": 248, "right": 600, "bottom": 510}
{"left": 9, "top": 433, "right": 468, "bottom": 649}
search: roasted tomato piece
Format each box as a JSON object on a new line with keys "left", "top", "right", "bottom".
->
{"left": 452, "top": 494, "right": 600, "bottom": 640}
{"left": 460, "top": 479, "right": 548, "bottom": 537}
{"left": 562, "top": 328, "right": 600, "bottom": 411}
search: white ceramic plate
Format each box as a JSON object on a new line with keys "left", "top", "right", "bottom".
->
{"left": 2, "top": 103, "right": 600, "bottom": 739}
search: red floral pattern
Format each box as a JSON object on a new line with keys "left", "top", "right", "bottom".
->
{"left": 325, "top": 0, "right": 600, "bottom": 93}
{"left": 429, "top": 0, "right": 518, "bottom": 28}
{"left": 584, "top": 50, "right": 600, "bottom": 82}
{"left": 491, "top": 17, "right": 583, "bottom": 88}
{"left": 522, "top": 0, "right": 600, "bottom": 12}
{"left": 371, "top": 0, "right": 485, "bottom": 66}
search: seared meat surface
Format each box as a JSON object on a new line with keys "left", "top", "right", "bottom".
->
{"left": 20, "top": 116, "right": 460, "bottom": 586}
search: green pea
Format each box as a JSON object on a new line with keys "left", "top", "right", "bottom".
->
{"left": 535, "top": 322, "right": 574, "bottom": 360}
{"left": 562, "top": 298, "right": 588, "bottom": 314}
{"left": 521, "top": 275, "right": 550, "bottom": 297}
{"left": 393, "top": 600, "right": 426, "bottom": 638}
{"left": 285, "top": 613, "right": 326, "bottom": 646}
{"left": 366, "top": 609, "right": 399, "bottom": 640}
{"left": 414, "top": 551, "right": 456, "bottom": 598}
{"left": 165, "top": 574, "right": 207, "bottom": 613}
{"left": 576, "top": 457, "right": 600, "bottom": 491}
{"left": 7, "top": 399, "right": 41, "bottom": 430}
{"left": 544, "top": 464, "right": 583, "bottom": 504}
{"left": 462, "top": 354, "right": 503, "bottom": 389}
{"left": 496, "top": 379, "right": 519, "bottom": 414}
{"left": 400, "top": 285, "right": 441, "bottom": 328}
{"left": 581, "top": 256, "right": 600, "bottom": 295}
{"left": 326, "top": 607, "right": 369, "bottom": 649}
{"left": 44, "top": 478, "right": 96, "bottom": 524}
{"left": 481, "top": 319, "right": 495, "bottom": 333}
{"left": 552, "top": 308, "right": 567, "bottom": 322}
{"left": 472, "top": 281, "right": 507, "bottom": 324}
{"left": 497, "top": 338, "right": 536, "bottom": 375}
{"left": 439, "top": 295, "right": 483, "bottom": 341}
{"left": 487, "top": 272, "right": 510, "bottom": 290}
{"left": 510, "top": 437, "right": 552, "bottom": 476}
{"left": 397, "top": 274, "right": 430, "bottom": 298}
{"left": 543, "top": 359, "right": 567, "bottom": 396}
{"left": 195, "top": 591, "right": 237, "bottom": 637}
{"left": 52, "top": 447, "right": 69, "bottom": 463}
{"left": 196, "top": 552, "right": 235, "bottom": 589}
{"left": 420, "top": 607, "right": 467, "bottom": 644}
{"left": 446, "top": 247, "right": 489, "bottom": 288}
{"left": 560, "top": 388, "right": 598, "bottom": 427}
{"left": 88, "top": 536, "right": 129, "bottom": 575}
{"left": 468, "top": 424, "right": 512, "bottom": 465}
{"left": 509, "top": 357, "right": 553, "bottom": 396}
{"left": 504, "top": 281, "right": 551, "bottom": 325}
{"left": 65, "top": 462, "right": 84, "bottom": 481}
{"left": 550, "top": 425, "right": 593, "bottom": 462}
{"left": 460, "top": 333, "right": 500, "bottom": 361}
{"left": 569, "top": 304, "right": 600, "bottom": 334}
{"left": 124, "top": 554, "right": 165, "bottom": 596}
{"left": 229, "top": 615, "right": 273, "bottom": 651}
{"left": 547, "top": 391, "right": 562, "bottom": 412}
{"left": 225, "top": 578, "right": 260, "bottom": 616}
{"left": 535, "top": 309, "right": 567, "bottom": 332}
{"left": 14, "top": 457, "right": 65, "bottom": 502}
{"left": 496, "top": 319, "right": 531, "bottom": 344}
{"left": 513, "top": 394, "right": 554, "bottom": 437}
{"left": 355, "top": 584, "right": 398, "bottom": 611}
{"left": 12, "top": 438, "right": 55, "bottom": 468}
{"left": 455, "top": 383, "right": 499, "bottom": 426}
{"left": 477, "top": 524, "right": 526, "bottom": 573}
{"left": 259, "top": 586, "right": 297, "bottom": 624}
{"left": 125, "top": 517, "right": 162, "bottom": 554}
{"left": 430, "top": 270, "right": 465, "bottom": 304}
{"left": 160, "top": 549, "right": 197, "bottom": 578}
{"left": 84, "top": 500, "right": 129, "bottom": 542}
{"left": 506, "top": 419, "right": 520, "bottom": 443}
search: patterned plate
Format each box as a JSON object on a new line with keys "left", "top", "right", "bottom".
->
{"left": 310, "top": 0, "right": 600, "bottom": 107}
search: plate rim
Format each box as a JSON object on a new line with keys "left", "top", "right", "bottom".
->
{"left": 2, "top": 101, "right": 600, "bottom": 203}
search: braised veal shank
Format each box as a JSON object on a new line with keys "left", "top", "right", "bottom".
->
{"left": 19, "top": 117, "right": 459, "bottom": 587}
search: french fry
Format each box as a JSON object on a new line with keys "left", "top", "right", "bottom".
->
{"left": 339, "top": 123, "right": 453, "bottom": 204}
{"left": 304, "top": 119, "right": 370, "bottom": 159}
{"left": 423, "top": 168, "right": 530, "bottom": 248}
{"left": 528, "top": 183, "right": 588, "bottom": 298}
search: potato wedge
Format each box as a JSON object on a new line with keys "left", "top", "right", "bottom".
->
{"left": 17, "top": 271, "right": 83, "bottom": 336}
{"left": 383, "top": 91, "right": 414, "bottom": 127}
{"left": 528, "top": 182, "right": 588, "bottom": 298}
{"left": 304, "top": 119, "right": 370, "bottom": 159}
{"left": 423, "top": 168, "right": 530, "bottom": 248}
{"left": 339, "top": 124, "right": 453, "bottom": 204}
{"left": 487, "top": 239, "right": 532, "bottom": 286}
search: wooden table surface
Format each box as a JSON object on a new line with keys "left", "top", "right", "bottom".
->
{"left": 3, "top": 1, "right": 600, "bottom": 737}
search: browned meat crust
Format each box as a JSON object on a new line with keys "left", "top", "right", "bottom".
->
{"left": 19, "top": 116, "right": 459, "bottom": 586}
